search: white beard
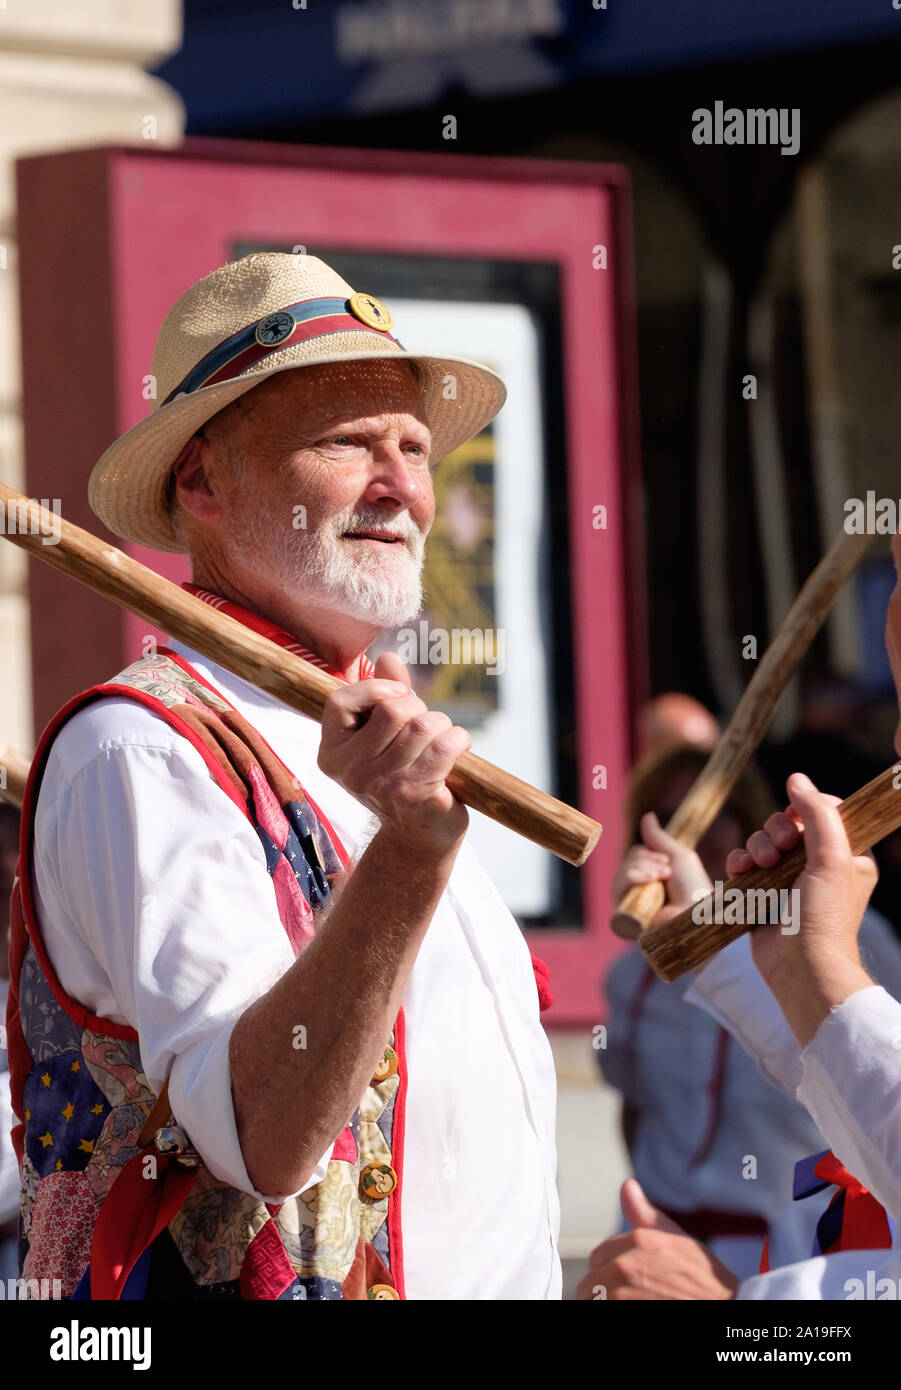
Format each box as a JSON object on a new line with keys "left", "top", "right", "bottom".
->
{"left": 227, "top": 494, "right": 426, "bottom": 629}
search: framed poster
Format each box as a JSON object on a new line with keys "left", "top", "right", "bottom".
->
{"left": 17, "top": 140, "right": 644, "bottom": 1023}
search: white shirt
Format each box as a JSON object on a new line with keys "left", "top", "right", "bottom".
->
{"left": 686, "top": 935, "right": 901, "bottom": 1299}
{"left": 30, "top": 638, "right": 562, "bottom": 1300}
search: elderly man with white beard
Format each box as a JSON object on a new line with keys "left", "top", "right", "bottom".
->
{"left": 8, "top": 254, "right": 560, "bottom": 1301}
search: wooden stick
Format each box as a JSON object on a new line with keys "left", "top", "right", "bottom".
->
{"left": 0, "top": 743, "right": 30, "bottom": 809}
{"left": 611, "top": 525, "right": 874, "bottom": 938}
{"left": 639, "top": 762, "right": 901, "bottom": 981}
{"left": 0, "top": 485, "right": 602, "bottom": 866}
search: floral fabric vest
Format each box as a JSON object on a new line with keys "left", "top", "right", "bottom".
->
{"left": 6, "top": 647, "right": 406, "bottom": 1300}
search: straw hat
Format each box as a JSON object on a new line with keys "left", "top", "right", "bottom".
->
{"left": 88, "top": 252, "right": 507, "bottom": 553}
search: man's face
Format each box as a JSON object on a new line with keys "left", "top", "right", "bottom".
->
{"left": 209, "top": 360, "right": 434, "bottom": 629}
{"left": 887, "top": 533, "right": 901, "bottom": 755}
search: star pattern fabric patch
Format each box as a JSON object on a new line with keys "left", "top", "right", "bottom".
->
{"left": 22, "top": 1052, "right": 110, "bottom": 1179}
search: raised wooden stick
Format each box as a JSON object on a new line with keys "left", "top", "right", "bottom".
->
{"left": 0, "top": 743, "right": 30, "bottom": 809}
{"left": 0, "top": 485, "right": 601, "bottom": 866}
{"left": 639, "top": 762, "right": 901, "bottom": 981}
{"left": 611, "top": 525, "right": 874, "bottom": 938}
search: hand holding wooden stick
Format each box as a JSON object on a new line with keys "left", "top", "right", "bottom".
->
{"left": 639, "top": 762, "right": 901, "bottom": 981}
{"left": 611, "top": 526, "right": 874, "bottom": 938}
{"left": 0, "top": 484, "right": 601, "bottom": 867}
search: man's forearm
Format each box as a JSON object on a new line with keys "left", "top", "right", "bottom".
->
{"left": 761, "top": 949, "right": 875, "bottom": 1049}
{"left": 229, "top": 825, "right": 461, "bottom": 1196}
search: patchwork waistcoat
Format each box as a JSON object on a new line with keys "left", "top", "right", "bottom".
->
{"left": 6, "top": 647, "right": 407, "bottom": 1300}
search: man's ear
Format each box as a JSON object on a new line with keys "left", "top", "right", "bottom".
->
{"left": 171, "top": 432, "right": 222, "bottom": 524}
{"left": 172, "top": 431, "right": 205, "bottom": 480}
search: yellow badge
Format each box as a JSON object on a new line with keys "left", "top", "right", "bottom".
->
{"left": 359, "top": 1161, "right": 397, "bottom": 1202}
{"left": 348, "top": 292, "right": 394, "bottom": 332}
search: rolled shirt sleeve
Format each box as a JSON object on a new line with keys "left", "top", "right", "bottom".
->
{"left": 683, "top": 933, "right": 804, "bottom": 1099}
{"left": 31, "top": 698, "right": 332, "bottom": 1204}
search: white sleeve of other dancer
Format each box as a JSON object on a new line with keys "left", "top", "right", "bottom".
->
{"left": 31, "top": 697, "right": 333, "bottom": 1204}
{"left": 683, "top": 934, "right": 803, "bottom": 1097}
{"left": 738, "top": 1244, "right": 901, "bottom": 1300}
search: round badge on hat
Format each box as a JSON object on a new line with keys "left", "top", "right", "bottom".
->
{"left": 255, "top": 310, "right": 296, "bottom": 346}
{"left": 348, "top": 292, "right": 394, "bottom": 332}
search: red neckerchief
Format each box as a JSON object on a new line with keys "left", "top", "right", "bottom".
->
{"left": 758, "top": 1149, "right": 893, "bottom": 1273}
{"left": 800, "top": 1151, "right": 894, "bottom": 1256}
{"left": 181, "top": 583, "right": 376, "bottom": 684}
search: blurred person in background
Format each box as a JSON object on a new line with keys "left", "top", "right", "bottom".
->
{"left": 600, "top": 740, "right": 901, "bottom": 1280}
{"left": 761, "top": 673, "right": 878, "bottom": 803}
{"left": 0, "top": 801, "right": 20, "bottom": 1280}
{"left": 760, "top": 673, "right": 901, "bottom": 938}
{"left": 635, "top": 693, "right": 719, "bottom": 762}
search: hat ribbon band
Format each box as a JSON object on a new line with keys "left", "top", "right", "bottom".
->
{"left": 162, "top": 297, "right": 402, "bottom": 406}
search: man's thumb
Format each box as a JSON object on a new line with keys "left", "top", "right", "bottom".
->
{"left": 639, "top": 811, "right": 682, "bottom": 857}
{"left": 785, "top": 772, "right": 847, "bottom": 869}
{"left": 620, "top": 1178, "right": 686, "bottom": 1235}
{"left": 374, "top": 651, "right": 412, "bottom": 689}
